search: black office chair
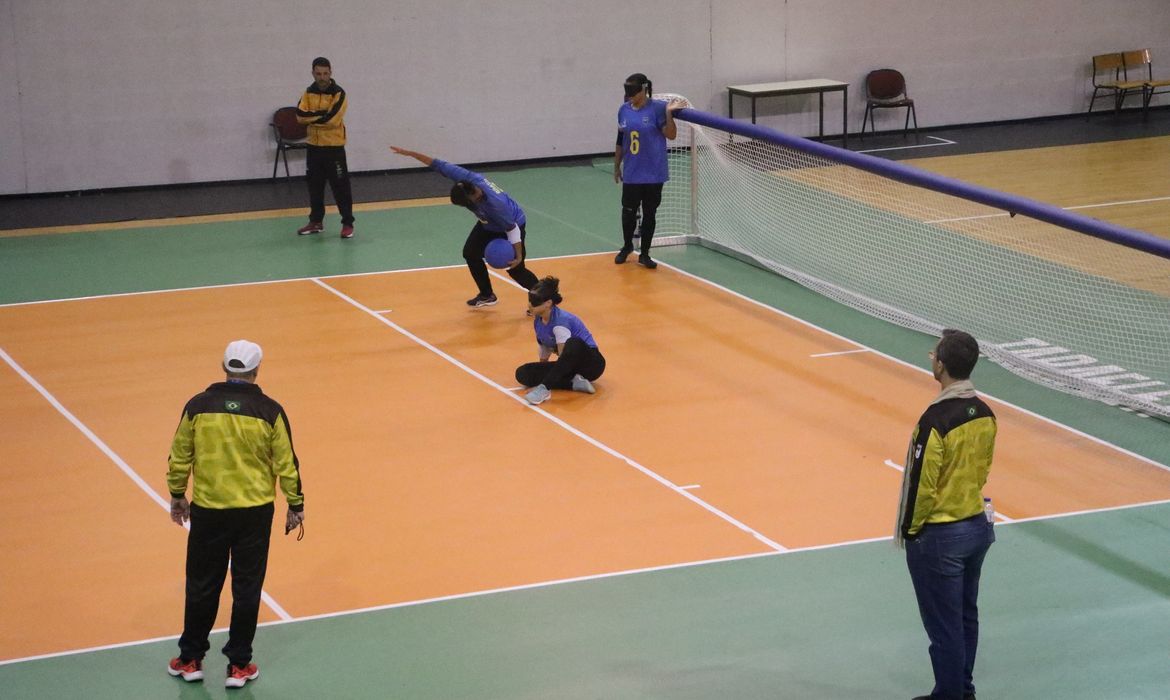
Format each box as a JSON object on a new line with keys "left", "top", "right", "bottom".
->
{"left": 270, "top": 107, "right": 308, "bottom": 179}
{"left": 861, "top": 69, "right": 918, "bottom": 137}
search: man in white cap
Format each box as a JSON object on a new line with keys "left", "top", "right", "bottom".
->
{"left": 166, "top": 340, "right": 305, "bottom": 689}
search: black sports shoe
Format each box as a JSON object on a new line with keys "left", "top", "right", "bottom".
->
{"left": 614, "top": 247, "right": 633, "bottom": 264}
{"left": 638, "top": 253, "right": 658, "bottom": 269}
{"left": 466, "top": 293, "right": 498, "bottom": 307}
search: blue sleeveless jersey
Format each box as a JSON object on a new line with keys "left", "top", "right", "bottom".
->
{"left": 534, "top": 307, "right": 597, "bottom": 350}
{"left": 432, "top": 159, "right": 526, "bottom": 231}
{"left": 617, "top": 99, "right": 670, "bottom": 184}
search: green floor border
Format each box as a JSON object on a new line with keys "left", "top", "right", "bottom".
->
{"left": 2, "top": 505, "right": 1169, "bottom": 699}
{"left": 3, "top": 161, "right": 1170, "bottom": 698}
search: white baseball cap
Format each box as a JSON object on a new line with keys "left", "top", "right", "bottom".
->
{"left": 223, "top": 340, "right": 263, "bottom": 373}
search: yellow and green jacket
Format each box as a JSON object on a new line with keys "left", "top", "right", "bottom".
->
{"left": 296, "top": 80, "right": 347, "bottom": 147}
{"left": 168, "top": 382, "right": 304, "bottom": 511}
{"left": 896, "top": 380, "right": 995, "bottom": 544}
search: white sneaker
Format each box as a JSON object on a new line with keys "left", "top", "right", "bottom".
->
{"left": 525, "top": 385, "right": 551, "bottom": 405}
{"left": 571, "top": 375, "right": 595, "bottom": 394}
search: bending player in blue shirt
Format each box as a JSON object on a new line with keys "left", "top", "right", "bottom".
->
{"left": 614, "top": 73, "right": 686, "bottom": 269}
{"left": 391, "top": 146, "right": 540, "bottom": 307}
{"left": 516, "top": 277, "right": 606, "bottom": 405}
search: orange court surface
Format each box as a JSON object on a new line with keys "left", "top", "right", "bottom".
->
{"left": 3, "top": 253, "right": 1170, "bottom": 661}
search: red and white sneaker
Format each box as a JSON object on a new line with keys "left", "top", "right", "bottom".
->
{"left": 340, "top": 225, "right": 355, "bottom": 239}
{"left": 296, "top": 222, "right": 323, "bottom": 236}
{"left": 167, "top": 657, "right": 203, "bottom": 682}
{"left": 225, "top": 662, "right": 259, "bottom": 688}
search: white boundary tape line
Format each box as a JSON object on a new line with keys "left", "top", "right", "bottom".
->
{"left": 0, "top": 347, "right": 293, "bottom": 624}
{"left": 810, "top": 348, "right": 871, "bottom": 358}
{"left": 310, "top": 276, "right": 788, "bottom": 556}
{"left": 657, "top": 259, "right": 1170, "bottom": 476}
{"left": 3, "top": 253, "right": 1169, "bottom": 666}
{"left": 0, "top": 252, "right": 610, "bottom": 310}
{"left": 883, "top": 459, "right": 1013, "bottom": 522}
{"left": 855, "top": 135, "right": 956, "bottom": 154}
{"left": 925, "top": 194, "right": 1170, "bottom": 224}
{"left": 9, "top": 491, "right": 1170, "bottom": 674}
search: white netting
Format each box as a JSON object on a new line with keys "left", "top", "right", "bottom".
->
{"left": 655, "top": 115, "right": 1170, "bottom": 419}
{"left": 649, "top": 93, "right": 694, "bottom": 243}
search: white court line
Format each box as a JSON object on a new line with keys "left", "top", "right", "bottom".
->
{"left": 855, "top": 135, "right": 956, "bottom": 154}
{"left": 374, "top": 309, "right": 393, "bottom": 314}
{"left": 10, "top": 490, "right": 1170, "bottom": 667}
{"left": 925, "top": 212, "right": 1010, "bottom": 224}
{"left": 0, "top": 252, "right": 610, "bottom": 310}
{"left": 310, "top": 276, "right": 788, "bottom": 555}
{"left": 1065, "top": 195, "right": 1170, "bottom": 211}
{"left": 487, "top": 268, "right": 527, "bottom": 290}
{"left": 3, "top": 252, "right": 1169, "bottom": 666}
{"left": 925, "top": 194, "right": 1170, "bottom": 225}
{"left": 810, "top": 348, "right": 871, "bottom": 358}
{"left": 658, "top": 259, "right": 1170, "bottom": 477}
{"left": 0, "top": 347, "right": 293, "bottom": 623}
{"left": 680, "top": 484, "right": 701, "bottom": 490}
{"left": 879, "top": 461, "right": 1010, "bottom": 522}
{"left": 5, "top": 253, "right": 1166, "bottom": 515}
{"left": 0, "top": 548, "right": 780, "bottom": 666}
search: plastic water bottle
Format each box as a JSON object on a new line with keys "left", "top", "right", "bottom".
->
{"left": 983, "top": 497, "right": 995, "bottom": 523}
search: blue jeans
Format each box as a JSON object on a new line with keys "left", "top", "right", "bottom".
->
{"left": 906, "top": 514, "right": 994, "bottom": 700}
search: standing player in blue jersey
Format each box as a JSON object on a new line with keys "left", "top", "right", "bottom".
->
{"left": 390, "top": 146, "right": 540, "bottom": 307}
{"left": 516, "top": 277, "right": 606, "bottom": 405}
{"left": 614, "top": 73, "right": 686, "bottom": 269}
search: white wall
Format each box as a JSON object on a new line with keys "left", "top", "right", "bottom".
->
{"left": 0, "top": 0, "right": 26, "bottom": 193}
{"left": 2, "top": 0, "right": 1168, "bottom": 194}
{"left": 711, "top": 0, "right": 1170, "bottom": 137}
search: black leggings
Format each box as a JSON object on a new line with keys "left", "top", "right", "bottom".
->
{"left": 179, "top": 502, "right": 274, "bottom": 666}
{"left": 306, "top": 146, "right": 354, "bottom": 225}
{"left": 515, "top": 337, "right": 606, "bottom": 389}
{"left": 621, "top": 183, "right": 664, "bottom": 253}
{"left": 463, "top": 222, "right": 539, "bottom": 295}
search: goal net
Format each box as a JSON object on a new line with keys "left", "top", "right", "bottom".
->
{"left": 655, "top": 108, "right": 1170, "bottom": 420}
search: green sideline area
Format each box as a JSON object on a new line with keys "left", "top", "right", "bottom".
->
{"left": 2, "top": 162, "right": 1170, "bottom": 698}
{"left": 2, "top": 507, "right": 1169, "bottom": 699}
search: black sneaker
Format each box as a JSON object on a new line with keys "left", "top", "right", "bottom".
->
{"left": 614, "top": 247, "right": 633, "bottom": 264}
{"left": 638, "top": 253, "right": 658, "bottom": 269}
{"left": 466, "top": 293, "right": 498, "bottom": 307}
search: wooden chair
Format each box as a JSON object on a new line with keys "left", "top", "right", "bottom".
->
{"left": 1087, "top": 53, "right": 1145, "bottom": 117}
{"left": 1121, "top": 49, "right": 1170, "bottom": 113}
{"left": 860, "top": 68, "right": 918, "bottom": 138}
{"left": 270, "top": 107, "right": 309, "bottom": 179}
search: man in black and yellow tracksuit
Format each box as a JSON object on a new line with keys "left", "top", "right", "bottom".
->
{"left": 166, "top": 340, "right": 304, "bottom": 689}
{"left": 295, "top": 56, "right": 355, "bottom": 238}
{"left": 896, "top": 329, "right": 996, "bottom": 700}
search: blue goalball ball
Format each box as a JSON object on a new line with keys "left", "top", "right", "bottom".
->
{"left": 484, "top": 238, "right": 514, "bottom": 269}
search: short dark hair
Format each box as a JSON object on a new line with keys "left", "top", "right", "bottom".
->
{"left": 528, "top": 276, "right": 563, "bottom": 306}
{"left": 312, "top": 57, "right": 331, "bottom": 69}
{"left": 935, "top": 329, "right": 979, "bottom": 379}
{"left": 450, "top": 181, "right": 477, "bottom": 208}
